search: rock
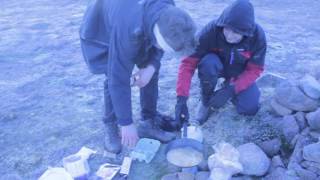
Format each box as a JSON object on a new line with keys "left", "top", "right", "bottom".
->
{"left": 294, "top": 112, "right": 307, "bottom": 130}
{"left": 282, "top": 115, "right": 300, "bottom": 143}
{"left": 257, "top": 138, "right": 281, "bottom": 157}
{"left": 306, "top": 109, "right": 320, "bottom": 130}
{"left": 230, "top": 175, "right": 253, "bottom": 180}
{"left": 275, "top": 81, "right": 318, "bottom": 112}
{"left": 264, "top": 167, "right": 300, "bottom": 180}
{"left": 301, "top": 161, "right": 320, "bottom": 176}
{"left": 257, "top": 72, "right": 286, "bottom": 88}
{"left": 268, "top": 155, "right": 285, "bottom": 173}
{"left": 288, "top": 135, "right": 310, "bottom": 169}
{"left": 289, "top": 163, "right": 318, "bottom": 180}
{"left": 270, "top": 98, "right": 293, "bottom": 116}
{"left": 309, "top": 130, "right": 320, "bottom": 141}
{"left": 0, "top": 173, "right": 22, "bottom": 180}
{"left": 197, "top": 159, "right": 209, "bottom": 171}
{"left": 161, "top": 172, "right": 194, "bottom": 180}
{"left": 237, "top": 143, "right": 270, "bottom": 176}
{"left": 299, "top": 74, "right": 320, "bottom": 99}
{"left": 303, "top": 142, "right": 320, "bottom": 163}
{"left": 195, "top": 171, "right": 210, "bottom": 180}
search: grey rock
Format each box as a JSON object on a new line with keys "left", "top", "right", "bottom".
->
{"left": 288, "top": 135, "right": 311, "bottom": 169}
{"left": 197, "top": 159, "right": 209, "bottom": 171}
{"left": 294, "top": 112, "right": 307, "bottom": 130}
{"left": 282, "top": 115, "right": 300, "bottom": 143}
{"left": 301, "top": 161, "right": 320, "bottom": 176}
{"left": 309, "top": 130, "right": 320, "bottom": 141}
{"left": 275, "top": 81, "right": 318, "bottom": 112}
{"left": 231, "top": 175, "right": 253, "bottom": 180}
{"left": 268, "top": 155, "right": 285, "bottom": 173}
{"left": 257, "top": 138, "right": 281, "bottom": 157}
{"left": 264, "top": 167, "right": 300, "bottom": 180}
{"left": 161, "top": 172, "right": 194, "bottom": 180}
{"left": 195, "top": 171, "right": 210, "bottom": 180}
{"left": 270, "top": 98, "right": 293, "bottom": 116}
{"left": 237, "top": 143, "right": 271, "bottom": 176}
{"left": 299, "top": 74, "right": 320, "bottom": 99}
{"left": 289, "top": 163, "right": 317, "bottom": 180}
{"left": 303, "top": 142, "right": 320, "bottom": 163}
{"left": 306, "top": 108, "right": 320, "bottom": 130}
{"left": 257, "top": 72, "right": 286, "bottom": 88}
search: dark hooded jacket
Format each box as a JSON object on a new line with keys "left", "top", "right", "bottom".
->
{"left": 80, "top": 0, "right": 174, "bottom": 125}
{"left": 176, "top": 0, "right": 266, "bottom": 96}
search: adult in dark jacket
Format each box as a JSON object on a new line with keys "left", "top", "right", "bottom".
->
{"left": 175, "top": 0, "right": 267, "bottom": 125}
{"left": 80, "top": 0, "right": 196, "bottom": 153}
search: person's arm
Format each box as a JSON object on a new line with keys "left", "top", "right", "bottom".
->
{"left": 176, "top": 21, "right": 216, "bottom": 97}
{"left": 232, "top": 28, "right": 266, "bottom": 94}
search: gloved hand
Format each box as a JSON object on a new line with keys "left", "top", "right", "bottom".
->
{"left": 175, "top": 96, "right": 189, "bottom": 125}
{"left": 209, "top": 83, "right": 235, "bottom": 108}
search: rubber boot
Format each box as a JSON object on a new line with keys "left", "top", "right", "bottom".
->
{"left": 104, "top": 120, "right": 121, "bottom": 154}
{"left": 138, "top": 119, "right": 176, "bottom": 143}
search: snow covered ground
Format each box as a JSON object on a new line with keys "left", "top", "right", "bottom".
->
{"left": 0, "top": 0, "right": 320, "bottom": 179}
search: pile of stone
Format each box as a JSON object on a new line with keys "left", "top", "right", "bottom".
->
{"left": 263, "top": 74, "right": 320, "bottom": 180}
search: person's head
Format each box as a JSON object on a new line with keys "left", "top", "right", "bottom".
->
{"left": 216, "top": 0, "right": 256, "bottom": 43}
{"left": 154, "top": 6, "right": 196, "bottom": 54}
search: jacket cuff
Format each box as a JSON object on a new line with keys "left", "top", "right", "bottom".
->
{"left": 118, "top": 118, "right": 133, "bottom": 126}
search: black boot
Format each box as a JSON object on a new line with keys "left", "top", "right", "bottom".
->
{"left": 104, "top": 120, "right": 121, "bottom": 154}
{"left": 138, "top": 119, "right": 176, "bottom": 143}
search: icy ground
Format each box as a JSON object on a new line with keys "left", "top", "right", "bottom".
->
{"left": 0, "top": 0, "right": 320, "bottom": 179}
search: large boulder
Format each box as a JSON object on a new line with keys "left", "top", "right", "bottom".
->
{"left": 299, "top": 74, "right": 320, "bottom": 99}
{"left": 256, "top": 72, "right": 286, "bottom": 88}
{"left": 275, "top": 81, "right": 318, "bottom": 112}
{"left": 303, "top": 142, "right": 320, "bottom": 163}
{"left": 282, "top": 115, "right": 300, "bottom": 143}
{"left": 237, "top": 143, "right": 270, "bottom": 176}
{"left": 306, "top": 108, "right": 320, "bottom": 130}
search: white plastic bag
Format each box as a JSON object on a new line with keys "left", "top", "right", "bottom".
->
{"left": 208, "top": 142, "right": 243, "bottom": 180}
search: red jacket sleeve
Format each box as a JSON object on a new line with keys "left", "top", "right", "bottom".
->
{"left": 232, "top": 62, "right": 264, "bottom": 94}
{"left": 176, "top": 56, "right": 199, "bottom": 97}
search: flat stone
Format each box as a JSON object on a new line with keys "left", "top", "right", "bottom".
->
{"left": 289, "top": 163, "right": 318, "bottom": 180}
{"left": 299, "top": 74, "right": 320, "bottom": 99}
{"left": 275, "top": 81, "right": 318, "bottom": 112}
{"left": 282, "top": 115, "right": 300, "bottom": 143}
{"left": 257, "top": 72, "right": 286, "bottom": 88}
{"left": 161, "top": 172, "right": 194, "bottom": 180}
{"left": 301, "top": 161, "right": 320, "bottom": 176}
{"left": 195, "top": 171, "right": 210, "bottom": 180}
{"left": 270, "top": 98, "right": 293, "bottom": 116}
{"left": 294, "top": 112, "right": 307, "bottom": 130}
{"left": 257, "top": 138, "right": 281, "bottom": 157}
{"left": 306, "top": 108, "right": 320, "bottom": 130}
{"left": 303, "top": 142, "right": 320, "bottom": 163}
{"left": 264, "top": 167, "right": 300, "bottom": 180}
{"left": 237, "top": 143, "right": 270, "bottom": 176}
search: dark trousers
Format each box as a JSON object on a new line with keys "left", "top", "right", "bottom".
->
{"left": 103, "top": 71, "right": 159, "bottom": 123}
{"left": 197, "top": 53, "right": 260, "bottom": 115}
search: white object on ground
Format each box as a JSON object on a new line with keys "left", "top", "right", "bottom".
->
{"left": 96, "top": 163, "right": 120, "bottom": 180}
{"left": 208, "top": 142, "right": 243, "bottom": 180}
{"left": 181, "top": 125, "right": 204, "bottom": 142}
{"left": 62, "top": 146, "right": 96, "bottom": 179}
{"left": 120, "top": 156, "right": 132, "bottom": 176}
{"left": 38, "top": 167, "right": 73, "bottom": 180}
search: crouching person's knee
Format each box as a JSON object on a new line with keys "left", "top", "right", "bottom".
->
{"left": 237, "top": 104, "right": 260, "bottom": 116}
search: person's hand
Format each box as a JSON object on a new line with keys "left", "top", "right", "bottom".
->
{"left": 175, "top": 96, "right": 189, "bottom": 124}
{"left": 132, "top": 65, "right": 155, "bottom": 88}
{"left": 121, "top": 124, "right": 139, "bottom": 148}
{"left": 209, "top": 83, "right": 235, "bottom": 108}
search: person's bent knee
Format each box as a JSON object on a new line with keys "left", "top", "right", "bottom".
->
{"left": 198, "top": 53, "right": 223, "bottom": 78}
{"left": 237, "top": 105, "right": 260, "bottom": 116}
